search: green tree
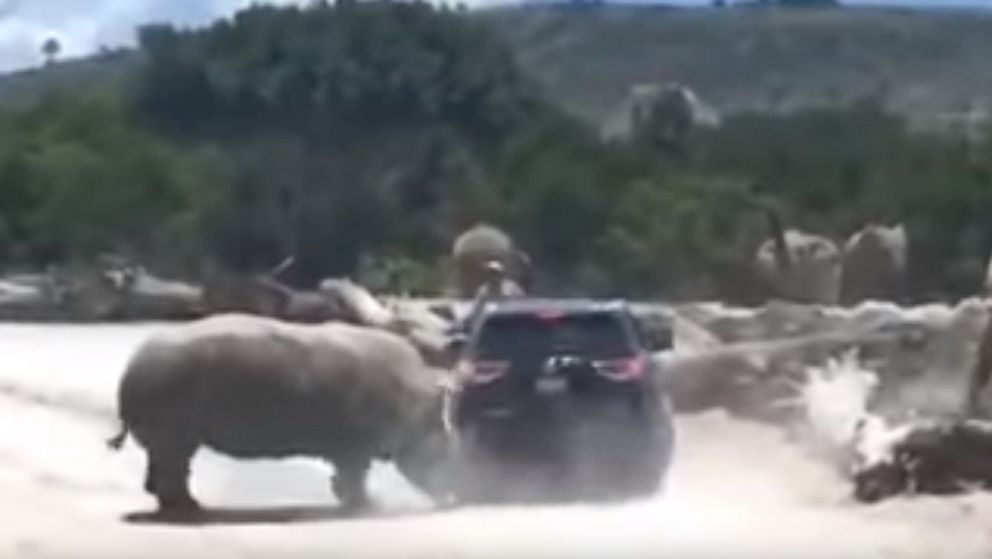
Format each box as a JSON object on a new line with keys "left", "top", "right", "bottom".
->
{"left": 41, "top": 37, "right": 61, "bottom": 66}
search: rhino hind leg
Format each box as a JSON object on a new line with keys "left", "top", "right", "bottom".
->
{"left": 331, "top": 455, "right": 371, "bottom": 511}
{"left": 144, "top": 440, "right": 201, "bottom": 514}
{"left": 143, "top": 462, "right": 157, "bottom": 494}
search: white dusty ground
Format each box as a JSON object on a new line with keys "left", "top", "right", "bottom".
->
{"left": 0, "top": 323, "right": 991, "bottom": 559}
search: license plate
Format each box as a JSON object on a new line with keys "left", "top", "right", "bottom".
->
{"left": 535, "top": 376, "right": 568, "bottom": 395}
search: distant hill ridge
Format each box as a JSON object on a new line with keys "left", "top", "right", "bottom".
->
{"left": 483, "top": 4, "right": 992, "bottom": 133}
{"left": 3, "top": 5, "right": 992, "bottom": 134}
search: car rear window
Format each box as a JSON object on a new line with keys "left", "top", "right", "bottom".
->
{"left": 472, "top": 312, "right": 634, "bottom": 361}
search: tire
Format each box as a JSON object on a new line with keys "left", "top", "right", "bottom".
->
{"left": 451, "top": 420, "right": 571, "bottom": 506}
{"left": 564, "top": 396, "right": 674, "bottom": 502}
{"left": 613, "top": 398, "right": 676, "bottom": 499}
{"left": 449, "top": 424, "right": 508, "bottom": 505}
{"left": 627, "top": 424, "right": 674, "bottom": 498}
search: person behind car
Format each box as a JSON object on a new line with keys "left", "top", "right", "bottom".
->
{"left": 460, "top": 260, "right": 524, "bottom": 333}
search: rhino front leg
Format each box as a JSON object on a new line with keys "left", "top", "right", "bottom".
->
{"left": 331, "top": 455, "right": 371, "bottom": 510}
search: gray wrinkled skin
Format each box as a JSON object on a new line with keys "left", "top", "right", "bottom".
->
{"left": 755, "top": 229, "right": 843, "bottom": 305}
{"left": 112, "top": 314, "right": 449, "bottom": 514}
{"left": 450, "top": 224, "right": 531, "bottom": 298}
{"left": 840, "top": 224, "right": 908, "bottom": 306}
{"left": 620, "top": 82, "right": 720, "bottom": 149}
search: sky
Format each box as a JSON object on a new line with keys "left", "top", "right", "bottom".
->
{"left": 0, "top": 0, "right": 304, "bottom": 72}
{"left": 0, "top": 0, "right": 989, "bottom": 73}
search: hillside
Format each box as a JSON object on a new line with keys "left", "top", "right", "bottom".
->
{"left": 3, "top": 6, "right": 992, "bottom": 133}
{"left": 0, "top": 2, "right": 992, "bottom": 302}
{"left": 479, "top": 5, "right": 992, "bottom": 132}
{"left": 0, "top": 49, "right": 136, "bottom": 110}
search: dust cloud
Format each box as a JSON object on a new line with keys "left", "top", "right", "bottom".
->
{"left": 0, "top": 317, "right": 989, "bottom": 558}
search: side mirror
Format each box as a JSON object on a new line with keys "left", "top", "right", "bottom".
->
{"left": 645, "top": 327, "right": 674, "bottom": 353}
{"left": 631, "top": 312, "right": 674, "bottom": 353}
{"left": 445, "top": 333, "right": 469, "bottom": 359}
{"left": 439, "top": 335, "right": 469, "bottom": 373}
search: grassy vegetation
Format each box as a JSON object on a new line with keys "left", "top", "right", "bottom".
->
{"left": 0, "top": 3, "right": 991, "bottom": 303}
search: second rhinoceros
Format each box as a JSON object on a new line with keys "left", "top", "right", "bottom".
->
{"left": 108, "top": 314, "right": 453, "bottom": 514}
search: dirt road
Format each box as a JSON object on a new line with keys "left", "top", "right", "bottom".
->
{"left": 0, "top": 324, "right": 990, "bottom": 559}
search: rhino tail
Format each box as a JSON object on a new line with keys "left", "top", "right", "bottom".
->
{"left": 106, "top": 423, "right": 129, "bottom": 451}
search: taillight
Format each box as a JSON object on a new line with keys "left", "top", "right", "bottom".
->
{"left": 593, "top": 356, "right": 647, "bottom": 381}
{"left": 534, "top": 309, "right": 564, "bottom": 321}
{"left": 456, "top": 359, "right": 509, "bottom": 384}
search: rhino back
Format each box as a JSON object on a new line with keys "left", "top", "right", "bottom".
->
{"left": 119, "top": 315, "right": 438, "bottom": 459}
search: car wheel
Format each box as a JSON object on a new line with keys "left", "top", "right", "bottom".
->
{"left": 450, "top": 426, "right": 506, "bottom": 505}
{"left": 623, "top": 407, "right": 675, "bottom": 499}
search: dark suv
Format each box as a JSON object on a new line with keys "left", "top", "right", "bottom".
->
{"left": 447, "top": 298, "right": 675, "bottom": 504}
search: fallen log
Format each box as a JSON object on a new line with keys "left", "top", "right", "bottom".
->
{"left": 852, "top": 417, "right": 992, "bottom": 503}
{"left": 0, "top": 279, "right": 66, "bottom": 320}
{"left": 112, "top": 272, "right": 206, "bottom": 320}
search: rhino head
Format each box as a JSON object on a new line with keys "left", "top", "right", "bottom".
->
{"left": 391, "top": 375, "right": 460, "bottom": 505}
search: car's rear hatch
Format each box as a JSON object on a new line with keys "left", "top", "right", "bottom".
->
{"left": 455, "top": 309, "right": 656, "bottom": 476}
{"left": 461, "top": 310, "right": 647, "bottom": 407}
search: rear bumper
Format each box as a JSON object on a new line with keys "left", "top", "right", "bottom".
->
{"left": 450, "top": 391, "right": 674, "bottom": 503}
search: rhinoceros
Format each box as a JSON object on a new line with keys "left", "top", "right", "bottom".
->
{"left": 107, "top": 314, "right": 452, "bottom": 514}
